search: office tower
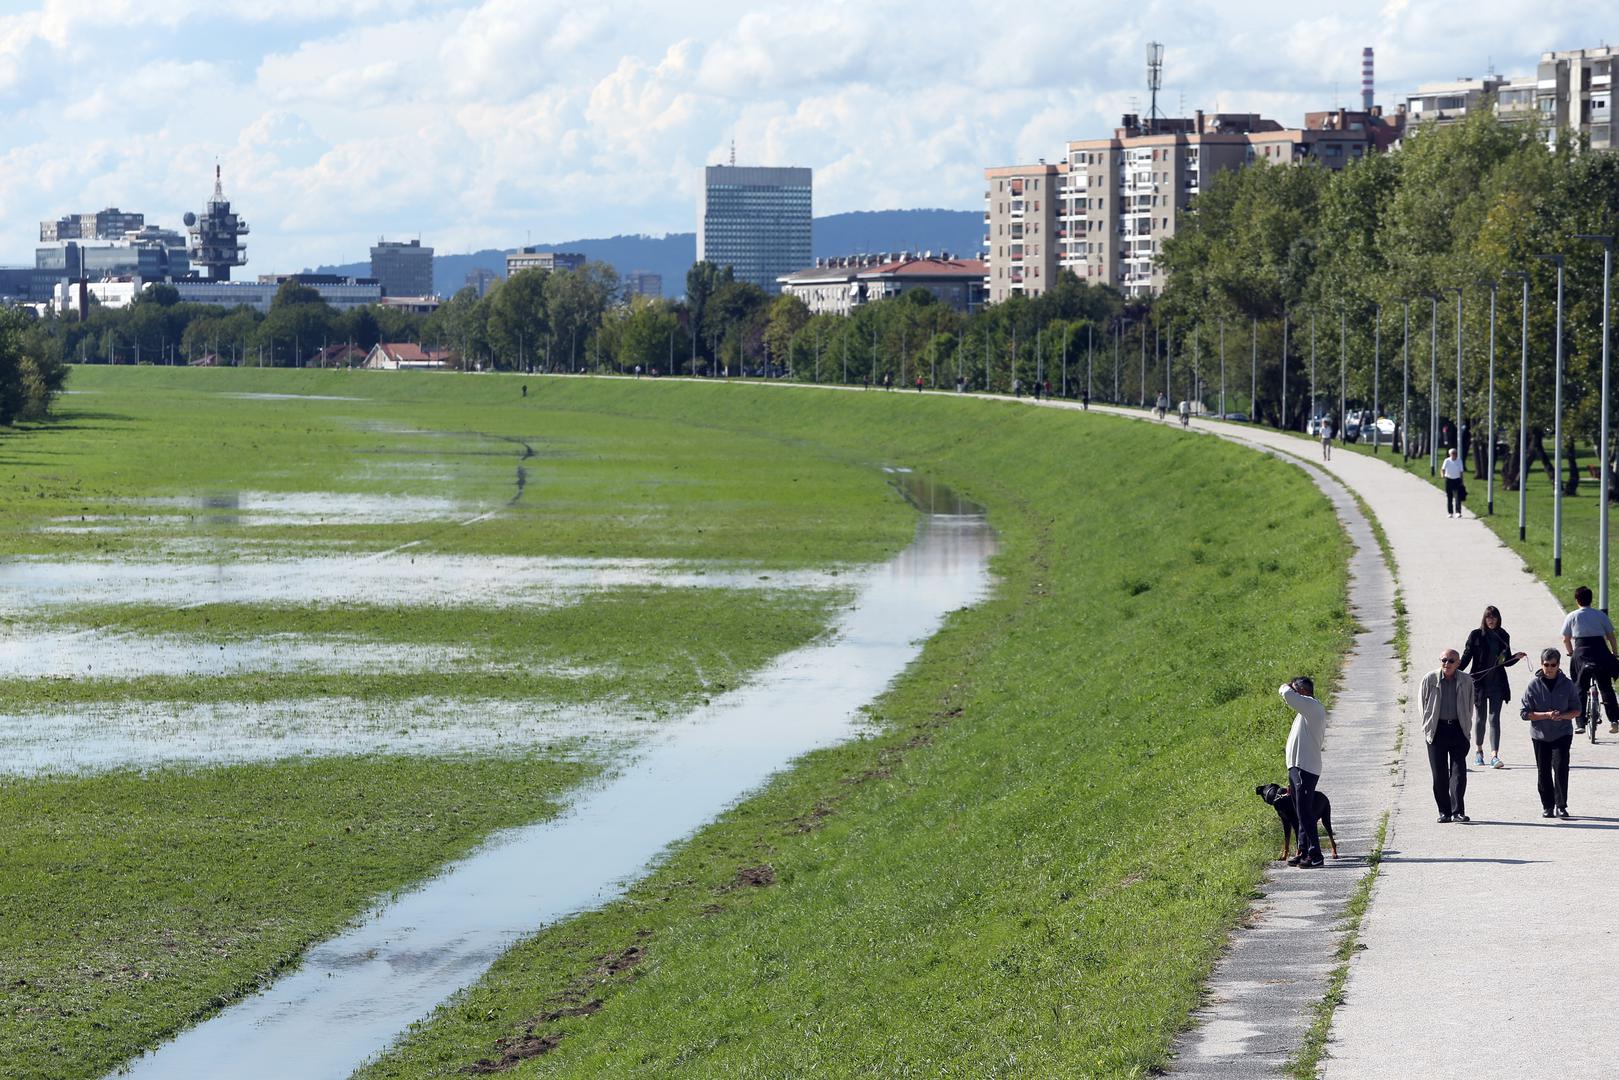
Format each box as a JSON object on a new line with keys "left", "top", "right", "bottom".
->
{"left": 697, "top": 164, "right": 812, "bottom": 295}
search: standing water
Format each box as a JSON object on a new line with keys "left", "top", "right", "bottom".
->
{"left": 114, "top": 478, "right": 996, "bottom": 1079}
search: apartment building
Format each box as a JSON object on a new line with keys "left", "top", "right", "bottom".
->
{"left": 505, "top": 249, "right": 586, "bottom": 277}
{"left": 984, "top": 163, "right": 1061, "bottom": 303}
{"left": 988, "top": 109, "right": 1397, "bottom": 301}
{"left": 1537, "top": 45, "right": 1614, "bottom": 150}
{"left": 1404, "top": 46, "right": 1613, "bottom": 151}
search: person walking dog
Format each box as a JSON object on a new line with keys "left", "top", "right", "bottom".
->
{"left": 1279, "top": 678, "right": 1326, "bottom": 867}
{"left": 1459, "top": 605, "right": 1526, "bottom": 768}
{"left": 1421, "top": 649, "right": 1475, "bottom": 821}
{"left": 1521, "top": 648, "right": 1582, "bottom": 818}
{"left": 1443, "top": 448, "right": 1466, "bottom": 517}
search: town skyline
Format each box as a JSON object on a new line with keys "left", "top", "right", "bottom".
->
{"left": 0, "top": 1, "right": 1608, "bottom": 273}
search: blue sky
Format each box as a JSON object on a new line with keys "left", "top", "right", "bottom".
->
{"left": 0, "top": 1, "right": 1606, "bottom": 274}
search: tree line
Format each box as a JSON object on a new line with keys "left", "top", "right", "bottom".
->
{"left": 1155, "top": 111, "right": 1619, "bottom": 493}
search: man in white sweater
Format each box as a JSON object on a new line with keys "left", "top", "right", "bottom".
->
{"left": 1280, "top": 677, "right": 1327, "bottom": 867}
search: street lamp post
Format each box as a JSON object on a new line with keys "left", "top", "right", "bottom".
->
{"left": 1576, "top": 234, "right": 1615, "bottom": 609}
{"left": 1251, "top": 317, "right": 1258, "bottom": 422}
{"left": 1537, "top": 254, "right": 1566, "bottom": 575}
{"left": 1372, "top": 303, "right": 1382, "bottom": 452}
{"left": 1281, "top": 310, "right": 1289, "bottom": 430}
{"left": 1400, "top": 298, "right": 1411, "bottom": 460}
{"left": 1429, "top": 294, "right": 1440, "bottom": 475}
{"left": 1219, "top": 317, "right": 1226, "bottom": 420}
{"left": 1339, "top": 305, "right": 1347, "bottom": 444}
{"left": 1503, "top": 270, "right": 1530, "bottom": 541}
{"left": 1310, "top": 310, "right": 1317, "bottom": 432}
{"left": 1478, "top": 279, "right": 1498, "bottom": 515}
{"left": 1451, "top": 287, "right": 1465, "bottom": 474}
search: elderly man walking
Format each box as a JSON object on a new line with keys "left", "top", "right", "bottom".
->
{"left": 1279, "top": 677, "right": 1327, "bottom": 867}
{"left": 1421, "top": 648, "right": 1475, "bottom": 822}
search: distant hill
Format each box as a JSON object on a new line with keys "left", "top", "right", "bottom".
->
{"left": 309, "top": 209, "right": 981, "bottom": 300}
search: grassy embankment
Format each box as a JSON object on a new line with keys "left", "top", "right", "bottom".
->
{"left": 0, "top": 367, "right": 911, "bottom": 1078}
{"left": 317, "top": 375, "right": 1355, "bottom": 1078}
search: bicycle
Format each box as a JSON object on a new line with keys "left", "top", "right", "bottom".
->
{"left": 1590, "top": 679, "right": 1603, "bottom": 745}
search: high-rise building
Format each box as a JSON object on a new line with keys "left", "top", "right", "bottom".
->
{"left": 505, "top": 249, "right": 585, "bottom": 277}
{"left": 697, "top": 165, "right": 812, "bottom": 295}
{"left": 185, "top": 166, "right": 249, "bottom": 282}
{"left": 987, "top": 109, "right": 1400, "bottom": 301}
{"left": 369, "top": 239, "right": 434, "bottom": 298}
{"left": 465, "top": 267, "right": 500, "bottom": 297}
{"left": 625, "top": 270, "right": 663, "bottom": 298}
{"left": 1535, "top": 46, "right": 1614, "bottom": 151}
{"left": 40, "top": 208, "right": 145, "bottom": 243}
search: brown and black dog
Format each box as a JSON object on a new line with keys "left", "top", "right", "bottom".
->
{"left": 1255, "top": 783, "right": 1339, "bottom": 860}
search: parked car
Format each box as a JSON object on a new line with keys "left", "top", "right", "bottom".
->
{"left": 1222, "top": 411, "right": 1250, "bottom": 422}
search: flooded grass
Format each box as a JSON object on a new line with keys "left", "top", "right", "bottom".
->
{"left": 0, "top": 754, "right": 596, "bottom": 1080}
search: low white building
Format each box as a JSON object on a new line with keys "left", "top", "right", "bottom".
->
{"left": 778, "top": 253, "right": 988, "bottom": 316}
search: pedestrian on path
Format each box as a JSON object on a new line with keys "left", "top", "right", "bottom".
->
{"left": 1279, "top": 678, "right": 1326, "bottom": 867}
{"left": 1421, "top": 648, "right": 1475, "bottom": 822}
{"left": 1080, "top": 387, "right": 1090, "bottom": 411}
{"left": 1562, "top": 585, "right": 1619, "bottom": 734}
{"left": 1459, "top": 605, "right": 1527, "bottom": 768}
{"left": 1520, "top": 648, "right": 1581, "bottom": 818}
{"left": 1442, "top": 448, "right": 1466, "bottom": 517}
{"left": 1155, "top": 391, "right": 1167, "bottom": 419}
{"left": 1320, "top": 416, "right": 1334, "bottom": 460}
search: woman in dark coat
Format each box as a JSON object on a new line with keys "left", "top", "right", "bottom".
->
{"left": 1460, "top": 605, "right": 1527, "bottom": 768}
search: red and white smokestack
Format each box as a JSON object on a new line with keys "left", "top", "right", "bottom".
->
{"left": 1362, "top": 46, "right": 1375, "bottom": 110}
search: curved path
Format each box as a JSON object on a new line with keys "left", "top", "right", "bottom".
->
{"left": 1076, "top": 403, "right": 1605, "bottom": 1077}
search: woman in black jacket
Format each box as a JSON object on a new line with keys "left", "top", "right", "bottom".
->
{"left": 1460, "top": 605, "right": 1527, "bottom": 768}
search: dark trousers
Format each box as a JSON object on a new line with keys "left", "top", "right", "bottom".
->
{"left": 1288, "top": 766, "right": 1321, "bottom": 858}
{"left": 1572, "top": 643, "right": 1619, "bottom": 726}
{"left": 1533, "top": 734, "right": 1572, "bottom": 812}
{"left": 1445, "top": 477, "right": 1464, "bottom": 513}
{"left": 1427, "top": 721, "right": 1469, "bottom": 815}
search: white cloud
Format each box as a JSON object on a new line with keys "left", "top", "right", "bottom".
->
{"left": 0, "top": 0, "right": 1611, "bottom": 273}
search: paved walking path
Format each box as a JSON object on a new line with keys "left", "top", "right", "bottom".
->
{"left": 1081, "top": 405, "right": 1611, "bottom": 1077}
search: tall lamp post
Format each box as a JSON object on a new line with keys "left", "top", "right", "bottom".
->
{"left": 1339, "top": 304, "right": 1347, "bottom": 444}
{"left": 1372, "top": 303, "right": 1382, "bottom": 452}
{"left": 1428, "top": 293, "right": 1441, "bottom": 475}
{"left": 1251, "top": 317, "right": 1258, "bottom": 422}
{"left": 1576, "top": 234, "right": 1615, "bottom": 609}
{"left": 1281, "top": 310, "right": 1290, "bottom": 429}
{"left": 1536, "top": 254, "right": 1566, "bottom": 576}
{"left": 1310, "top": 309, "right": 1317, "bottom": 432}
{"left": 1219, "top": 317, "right": 1226, "bottom": 420}
{"left": 1400, "top": 298, "right": 1411, "bottom": 459}
{"left": 1451, "top": 286, "right": 1465, "bottom": 474}
{"left": 1503, "top": 270, "right": 1530, "bottom": 541}
{"left": 1477, "top": 279, "right": 1498, "bottom": 514}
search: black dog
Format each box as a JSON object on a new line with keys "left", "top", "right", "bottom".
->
{"left": 1255, "top": 783, "right": 1339, "bottom": 860}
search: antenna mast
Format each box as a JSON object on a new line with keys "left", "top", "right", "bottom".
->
{"left": 1146, "top": 42, "right": 1165, "bottom": 134}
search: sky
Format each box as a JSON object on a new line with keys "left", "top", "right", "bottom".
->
{"left": 0, "top": 1, "right": 1608, "bottom": 273}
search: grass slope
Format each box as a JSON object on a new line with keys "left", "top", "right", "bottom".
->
{"left": 319, "top": 377, "right": 1355, "bottom": 1078}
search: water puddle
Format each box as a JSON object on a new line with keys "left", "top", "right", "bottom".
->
{"left": 113, "top": 479, "right": 996, "bottom": 1079}
{"left": 0, "top": 556, "right": 849, "bottom": 611}
{"left": 0, "top": 697, "right": 639, "bottom": 776}
{"left": 0, "top": 630, "right": 599, "bottom": 684}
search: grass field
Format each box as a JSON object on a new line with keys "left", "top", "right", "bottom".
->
{"left": 2, "top": 369, "right": 1355, "bottom": 1078}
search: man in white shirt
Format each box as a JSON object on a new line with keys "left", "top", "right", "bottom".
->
{"left": 1280, "top": 678, "right": 1327, "bottom": 867}
{"left": 1442, "top": 448, "right": 1466, "bottom": 517}
{"left": 1320, "top": 416, "right": 1335, "bottom": 460}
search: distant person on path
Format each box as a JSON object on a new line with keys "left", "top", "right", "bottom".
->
{"left": 1179, "top": 400, "right": 1190, "bottom": 428}
{"left": 915, "top": 374, "right": 924, "bottom": 392}
{"left": 1044, "top": 379, "right": 1052, "bottom": 398}
{"left": 1521, "top": 648, "right": 1581, "bottom": 818}
{"left": 1155, "top": 391, "right": 1168, "bottom": 419}
{"left": 1421, "top": 648, "right": 1475, "bottom": 822}
{"left": 1442, "top": 449, "right": 1466, "bottom": 517}
{"left": 1279, "top": 678, "right": 1326, "bottom": 867}
{"left": 1013, "top": 377, "right": 1022, "bottom": 398}
{"left": 956, "top": 375, "right": 965, "bottom": 393}
{"left": 1081, "top": 387, "right": 1090, "bottom": 411}
{"left": 521, "top": 384, "right": 527, "bottom": 398}
{"left": 1562, "top": 585, "right": 1619, "bottom": 734}
{"left": 1032, "top": 379, "right": 1041, "bottom": 400}
{"left": 1459, "top": 605, "right": 1526, "bottom": 768}
{"left": 1320, "top": 416, "right": 1334, "bottom": 460}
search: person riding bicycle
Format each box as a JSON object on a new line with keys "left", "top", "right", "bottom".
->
{"left": 1178, "top": 399, "right": 1190, "bottom": 428}
{"left": 1561, "top": 585, "right": 1619, "bottom": 735}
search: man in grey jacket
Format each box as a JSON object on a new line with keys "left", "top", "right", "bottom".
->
{"left": 1280, "top": 678, "right": 1327, "bottom": 867}
{"left": 1521, "top": 647, "right": 1583, "bottom": 818}
{"left": 1421, "top": 648, "right": 1476, "bottom": 822}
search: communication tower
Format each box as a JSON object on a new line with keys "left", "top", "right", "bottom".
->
{"left": 1146, "top": 41, "right": 1165, "bottom": 134}
{"left": 184, "top": 165, "right": 249, "bottom": 281}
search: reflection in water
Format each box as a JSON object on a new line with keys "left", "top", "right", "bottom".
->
{"left": 114, "top": 489, "right": 996, "bottom": 1080}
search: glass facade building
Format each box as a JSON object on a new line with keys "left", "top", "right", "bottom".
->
{"left": 370, "top": 239, "right": 435, "bottom": 298}
{"left": 698, "top": 165, "right": 812, "bottom": 295}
